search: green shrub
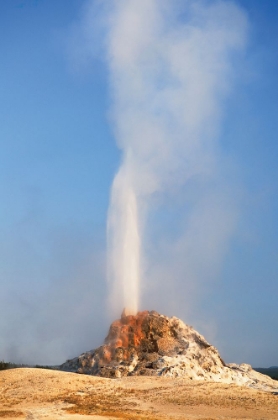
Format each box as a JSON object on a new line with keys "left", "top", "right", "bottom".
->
{"left": 0, "top": 361, "right": 18, "bottom": 370}
{"left": 34, "top": 364, "right": 53, "bottom": 370}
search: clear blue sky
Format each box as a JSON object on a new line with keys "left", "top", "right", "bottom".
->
{"left": 0, "top": 0, "right": 277, "bottom": 367}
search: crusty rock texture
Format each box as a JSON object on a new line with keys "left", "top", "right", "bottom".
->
{"left": 60, "top": 309, "right": 278, "bottom": 392}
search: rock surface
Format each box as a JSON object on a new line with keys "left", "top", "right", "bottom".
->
{"left": 60, "top": 310, "right": 278, "bottom": 392}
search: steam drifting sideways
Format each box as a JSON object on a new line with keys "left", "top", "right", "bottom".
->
{"left": 100, "top": 0, "right": 248, "bottom": 316}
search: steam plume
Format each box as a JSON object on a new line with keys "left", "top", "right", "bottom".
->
{"left": 102, "top": 0, "right": 248, "bottom": 317}
{"left": 107, "top": 162, "right": 140, "bottom": 314}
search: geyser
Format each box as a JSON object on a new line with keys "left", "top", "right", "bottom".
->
{"left": 105, "top": 0, "right": 248, "bottom": 316}
{"left": 107, "top": 164, "right": 140, "bottom": 315}
{"left": 60, "top": 309, "right": 278, "bottom": 392}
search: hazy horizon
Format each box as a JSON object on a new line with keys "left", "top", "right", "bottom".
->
{"left": 0, "top": 0, "right": 277, "bottom": 368}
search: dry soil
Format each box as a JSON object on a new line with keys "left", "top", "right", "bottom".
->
{"left": 0, "top": 368, "right": 278, "bottom": 420}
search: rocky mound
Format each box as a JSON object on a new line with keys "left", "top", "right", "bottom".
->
{"left": 60, "top": 310, "right": 278, "bottom": 392}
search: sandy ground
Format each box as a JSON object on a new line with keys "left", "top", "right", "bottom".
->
{"left": 0, "top": 368, "right": 278, "bottom": 420}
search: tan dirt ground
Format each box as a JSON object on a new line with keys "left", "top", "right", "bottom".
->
{"left": 0, "top": 368, "right": 278, "bottom": 420}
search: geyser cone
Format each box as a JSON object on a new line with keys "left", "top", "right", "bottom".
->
{"left": 60, "top": 310, "right": 278, "bottom": 392}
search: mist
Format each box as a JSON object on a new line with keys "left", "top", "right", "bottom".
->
{"left": 0, "top": 224, "right": 107, "bottom": 365}
{"left": 102, "top": 0, "right": 248, "bottom": 318}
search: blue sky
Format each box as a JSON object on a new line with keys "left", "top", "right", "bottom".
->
{"left": 0, "top": 0, "right": 277, "bottom": 367}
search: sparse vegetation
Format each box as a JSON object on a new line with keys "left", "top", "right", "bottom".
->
{"left": 0, "top": 361, "right": 18, "bottom": 371}
{"left": 34, "top": 364, "right": 54, "bottom": 370}
{"left": 0, "top": 360, "right": 54, "bottom": 372}
{"left": 0, "top": 410, "right": 23, "bottom": 418}
{"left": 1, "top": 368, "right": 278, "bottom": 420}
{"left": 63, "top": 391, "right": 161, "bottom": 420}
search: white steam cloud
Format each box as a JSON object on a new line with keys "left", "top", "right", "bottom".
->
{"left": 102, "top": 0, "right": 248, "bottom": 317}
{"left": 75, "top": 0, "right": 248, "bottom": 317}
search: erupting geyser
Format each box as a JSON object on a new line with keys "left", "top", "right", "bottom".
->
{"left": 107, "top": 165, "right": 140, "bottom": 315}
{"left": 58, "top": 1, "right": 277, "bottom": 397}
{"left": 105, "top": 0, "right": 248, "bottom": 317}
